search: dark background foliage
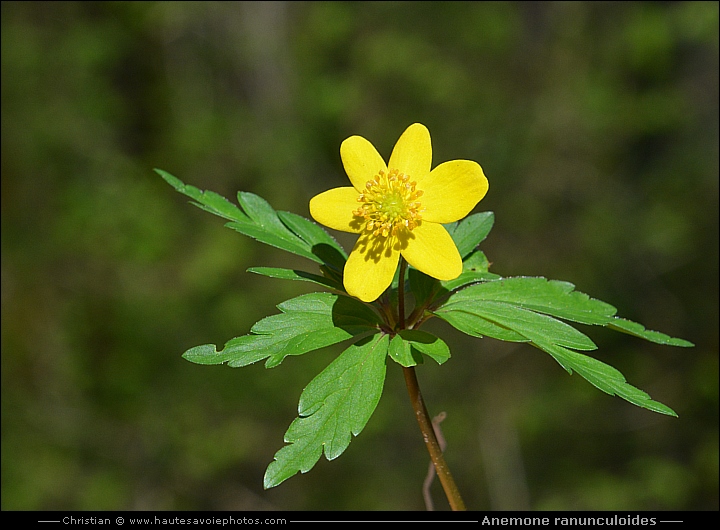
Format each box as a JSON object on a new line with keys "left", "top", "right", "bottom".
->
{"left": 2, "top": 1, "right": 717, "bottom": 510}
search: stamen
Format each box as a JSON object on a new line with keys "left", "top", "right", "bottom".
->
{"left": 352, "top": 168, "right": 425, "bottom": 238}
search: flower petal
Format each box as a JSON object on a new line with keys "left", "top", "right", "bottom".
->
{"left": 400, "top": 222, "right": 462, "bottom": 281}
{"left": 344, "top": 233, "right": 400, "bottom": 302}
{"left": 340, "top": 135, "right": 388, "bottom": 191}
{"left": 388, "top": 123, "right": 432, "bottom": 182}
{"left": 309, "top": 187, "right": 364, "bottom": 233}
{"left": 417, "top": 160, "right": 488, "bottom": 224}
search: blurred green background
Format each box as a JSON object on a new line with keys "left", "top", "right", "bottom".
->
{"left": 2, "top": 1, "right": 717, "bottom": 511}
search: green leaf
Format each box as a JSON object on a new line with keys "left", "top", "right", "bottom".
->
{"left": 447, "top": 211, "right": 495, "bottom": 258}
{"left": 608, "top": 317, "right": 694, "bottom": 347}
{"left": 444, "top": 277, "right": 617, "bottom": 325}
{"left": 182, "top": 293, "right": 381, "bottom": 368}
{"left": 156, "top": 168, "right": 248, "bottom": 222}
{"left": 399, "top": 330, "right": 451, "bottom": 365}
{"left": 440, "top": 277, "right": 691, "bottom": 346}
{"left": 264, "top": 333, "right": 389, "bottom": 488}
{"left": 388, "top": 333, "right": 423, "bottom": 367}
{"left": 434, "top": 276, "right": 688, "bottom": 415}
{"left": 237, "top": 191, "right": 297, "bottom": 239}
{"left": 534, "top": 340, "right": 678, "bottom": 417}
{"left": 387, "top": 331, "right": 451, "bottom": 367}
{"left": 443, "top": 300, "right": 597, "bottom": 351}
{"left": 247, "top": 266, "right": 343, "bottom": 291}
{"left": 441, "top": 250, "right": 501, "bottom": 291}
{"left": 227, "top": 191, "right": 318, "bottom": 262}
{"left": 463, "top": 249, "right": 492, "bottom": 273}
{"left": 277, "top": 210, "right": 348, "bottom": 269}
{"left": 434, "top": 309, "right": 529, "bottom": 342}
{"left": 158, "top": 169, "right": 322, "bottom": 263}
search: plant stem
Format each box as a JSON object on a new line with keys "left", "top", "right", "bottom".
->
{"left": 396, "top": 257, "right": 465, "bottom": 510}
{"left": 402, "top": 366, "right": 466, "bottom": 511}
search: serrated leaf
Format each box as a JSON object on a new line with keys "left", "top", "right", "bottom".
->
{"left": 534, "top": 340, "right": 677, "bottom": 416}
{"left": 182, "top": 292, "right": 381, "bottom": 368}
{"left": 444, "top": 277, "right": 617, "bottom": 325}
{"left": 247, "top": 266, "right": 343, "bottom": 291}
{"left": 608, "top": 318, "right": 694, "bottom": 347}
{"left": 440, "top": 277, "right": 692, "bottom": 346}
{"left": 277, "top": 210, "right": 348, "bottom": 269}
{"left": 158, "top": 169, "right": 323, "bottom": 263}
{"left": 264, "top": 333, "right": 389, "bottom": 488}
{"left": 448, "top": 211, "right": 495, "bottom": 258}
{"left": 224, "top": 218, "right": 317, "bottom": 263}
{"left": 444, "top": 301, "right": 597, "bottom": 351}
{"left": 434, "top": 309, "right": 529, "bottom": 342}
{"left": 433, "top": 275, "right": 688, "bottom": 415}
{"left": 156, "top": 168, "right": 248, "bottom": 222}
{"left": 238, "top": 192, "right": 297, "bottom": 238}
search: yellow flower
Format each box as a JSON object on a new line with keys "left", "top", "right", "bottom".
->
{"left": 310, "top": 123, "right": 488, "bottom": 302}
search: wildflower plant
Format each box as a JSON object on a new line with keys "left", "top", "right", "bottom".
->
{"left": 158, "top": 123, "right": 692, "bottom": 510}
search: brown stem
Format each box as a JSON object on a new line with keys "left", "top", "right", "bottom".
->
{"left": 402, "top": 366, "right": 466, "bottom": 511}
{"left": 396, "top": 257, "right": 465, "bottom": 510}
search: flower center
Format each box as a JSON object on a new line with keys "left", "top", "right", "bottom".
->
{"left": 353, "top": 169, "right": 424, "bottom": 237}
